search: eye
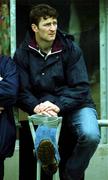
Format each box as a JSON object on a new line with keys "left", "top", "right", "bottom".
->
{"left": 44, "top": 23, "right": 51, "bottom": 27}
{"left": 43, "top": 21, "right": 57, "bottom": 28}
{"left": 53, "top": 22, "right": 57, "bottom": 26}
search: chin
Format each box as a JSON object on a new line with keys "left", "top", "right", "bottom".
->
{"left": 49, "top": 37, "right": 56, "bottom": 41}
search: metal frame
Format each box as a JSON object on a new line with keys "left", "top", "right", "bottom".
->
{"left": 10, "top": 0, "right": 16, "bottom": 57}
{"left": 99, "top": 0, "right": 108, "bottom": 143}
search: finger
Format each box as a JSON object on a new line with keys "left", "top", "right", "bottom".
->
{"left": 43, "top": 107, "right": 53, "bottom": 111}
{"left": 52, "top": 105, "right": 60, "bottom": 113}
{"left": 33, "top": 105, "right": 41, "bottom": 113}
{"left": 41, "top": 111, "right": 52, "bottom": 117}
{"left": 40, "top": 101, "right": 60, "bottom": 113}
{"left": 46, "top": 110, "right": 57, "bottom": 116}
{"left": 42, "top": 101, "right": 54, "bottom": 107}
{"left": 43, "top": 102, "right": 60, "bottom": 112}
{"left": 39, "top": 103, "right": 50, "bottom": 111}
{"left": 48, "top": 111, "right": 57, "bottom": 116}
{"left": 45, "top": 106, "right": 60, "bottom": 113}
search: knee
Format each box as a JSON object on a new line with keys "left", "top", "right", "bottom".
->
{"left": 80, "top": 130, "right": 100, "bottom": 146}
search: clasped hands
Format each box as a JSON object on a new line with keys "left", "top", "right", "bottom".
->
{"left": 33, "top": 101, "right": 60, "bottom": 117}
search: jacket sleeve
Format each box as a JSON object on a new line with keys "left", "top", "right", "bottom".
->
{"left": 14, "top": 51, "right": 39, "bottom": 115}
{"left": 54, "top": 42, "right": 93, "bottom": 112}
{"left": 0, "top": 56, "right": 18, "bottom": 107}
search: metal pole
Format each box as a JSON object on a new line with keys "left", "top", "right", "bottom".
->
{"left": 10, "top": 0, "right": 19, "bottom": 125}
{"left": 99, "top": 0, "right": 108, "bottom": 143}
{"left": 98, "top": 120, "right": 108, "bottom": 126}
{"left": 106, "top": 0, "right": 108, "bottom": 141}
{"left": 10, "top": 0, "right": 16, "bottom": 57}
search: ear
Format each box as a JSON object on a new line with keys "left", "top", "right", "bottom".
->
{"left": 31, "top": 24, "right": 38, "bottom": 32}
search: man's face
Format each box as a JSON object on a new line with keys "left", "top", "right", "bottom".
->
{"left": 33, "top": 17, "right": 57, "bottom": 42}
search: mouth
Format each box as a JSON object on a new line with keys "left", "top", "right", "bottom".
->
{"left": 49, "top": 33, "right": 55, "bottom": 35}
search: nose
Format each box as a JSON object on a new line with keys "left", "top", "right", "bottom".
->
{"left": 50, "top": 23, "right": 57, "bottom": 31}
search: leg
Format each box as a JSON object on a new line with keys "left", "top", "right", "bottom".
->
{"left": 0, "top": 159, "right": 4, "bottom": 180}
{"left": 19, "top": 121, "right": 51, "bottom": 180}
{"left": 35, "top": 125, "right": 60, "bottom": 177}
{"left": 19, "top": 121, "right": 36, "bottom": 180}
{"left": 64, "top": 107, "right": 100, "bottom": 180}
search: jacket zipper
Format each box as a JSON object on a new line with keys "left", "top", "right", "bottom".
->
{"left": 28, "top": 45, "right": 62, "bottom": 60}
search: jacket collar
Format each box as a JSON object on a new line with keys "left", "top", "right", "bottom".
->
{"left": 28, "top": 33, "right": 63, "bottom": 53}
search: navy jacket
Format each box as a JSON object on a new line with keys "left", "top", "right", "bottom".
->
{"left": 0, "top": 56, "right": 18, "bottom": 158}
{"left": 14, "top": 30, "right": 95, "bottom": 115}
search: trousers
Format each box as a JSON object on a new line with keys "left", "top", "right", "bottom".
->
{"left": 0, "top": 159, "right": 4, "bottom": 180}
{"left": 19, "top": 107, "right": 100, "bottom": 180}
{"left": 59, "top": 107, "right": 100, "bottom": 180}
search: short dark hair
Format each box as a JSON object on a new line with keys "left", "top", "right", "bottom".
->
{"left": 29, "top": 4, "right": 58, "bottom": 26}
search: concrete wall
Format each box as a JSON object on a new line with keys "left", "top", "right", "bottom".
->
{"left": 4, "top": 141, "right": 19, "bottom": 180}
{"left": 85, "top": 144, "right": 108, "bottom": 180}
